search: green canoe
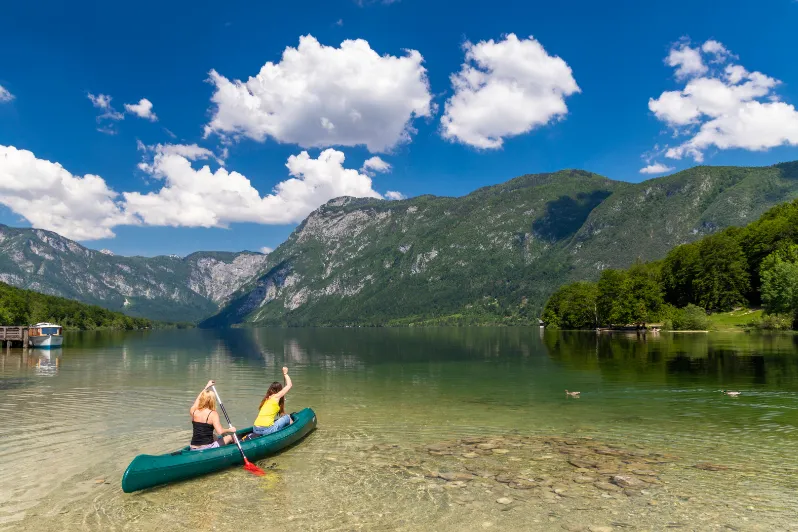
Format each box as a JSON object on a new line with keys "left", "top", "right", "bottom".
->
{"left": 122, "top": 407, "right": 317, "bottom": 493}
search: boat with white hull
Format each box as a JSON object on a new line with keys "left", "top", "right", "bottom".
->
{"left": 28, "top": 323, "right": 63, "bottom": 349}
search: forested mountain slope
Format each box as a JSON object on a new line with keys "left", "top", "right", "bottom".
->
{"left": 0, "top": 281, "right": 151, "bottom": 329}
{"left": 204, "top": 162, "right": 798, "bottom": 327}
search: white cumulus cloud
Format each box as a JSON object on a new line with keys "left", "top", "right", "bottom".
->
{"left": 639, "top": 162, "right": 675, "bottom": 175}
{"left": 440, "top": 34, "right": 580, "bottom": 149}
{"left": 0, "top": 144, "right": 387, "bottom": 241}
{"left": 88, "top": 93, "right": 124, "bottom": 121}
{"left": 665, "top": 43, "right": 707, "bottom": 80}
{"left": 0, "top": 85, "right": 14, "bottom": 103}
{"left": 648, "top": 40, "right": 798, "bottom": 162}
{"left": 124, "top": 146, "right": 383, "bottom": 227}
{"left": 0, "top": 145, "right": 134, "bottom": 240}
{"left": 88, "top": 93, "right": 124, "bottom": 134}
{"left": 137, "top": 143, "right": 217, "bottom": 173}
{"left": 385, "top": 190, "right": 405, "bottom": 200}
{"left": 124, "top": 98, "right": 158, "bottom": 121}
{"left": 361, "top": 156, "right": 391, "bottom": 175}
{"left": 204, "top": 35, "right": 433, "bottom": 153}
{"left": 88, "top": 93, "right": 112, "bottom": 109}
{"left": 260, "top": 246, "right": 273, "bottom": 254}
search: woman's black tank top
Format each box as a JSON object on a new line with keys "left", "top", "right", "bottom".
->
{"left": 191, "top": 411, "right": 215, "bottom": 446}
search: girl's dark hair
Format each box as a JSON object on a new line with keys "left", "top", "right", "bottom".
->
{"left": 259, "top": 381, "right": 285, "bottom": 414}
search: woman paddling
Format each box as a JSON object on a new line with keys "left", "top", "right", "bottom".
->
{"left": 253, "top": 367, "right": 294, "bottom": 436}
{"left": 189, "top": 380, "right": 237, "bottom": 450}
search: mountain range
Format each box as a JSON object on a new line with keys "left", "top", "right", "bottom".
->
{"left": 0, "top": 225, "right": 268, "bottom": 322}
{"left": 1, "top": 162, "right": 796, "bottom": 326}
{"left": 203, "top": 162, "right": 798, "bottom": 327}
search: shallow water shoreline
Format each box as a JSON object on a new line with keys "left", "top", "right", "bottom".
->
{"left": 2, "top": 328, "right": 797, "bottom": 531}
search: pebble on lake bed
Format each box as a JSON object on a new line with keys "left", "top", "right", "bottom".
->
{"left": 496, "top": 497, "right": 513, "bottom": 505}
{"left": 438, "top": 472, "right": 477, "bottom": 482}
{"left": 594, "top": 481, "right": 622, "bottom": 492}
{"left": 611, "top": 475, "right": 645, "bottom": 489}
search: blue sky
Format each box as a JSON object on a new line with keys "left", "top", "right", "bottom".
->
{"left": 1, "top": 0, "right": 797, "bottom": 256}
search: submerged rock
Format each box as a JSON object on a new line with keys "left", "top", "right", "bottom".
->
{"left": 568, "top": 459, "right": 597, "bottom": 469}
{"left": 594, "top": 481, "right": 622, "bottom": 492}
{"left": 439, "top": 472, "right": 477, "bottom": 482}
{"left": 509, "top": 479, "right": 536, "bottom": 490}
{"left": 593, "top": 448, "right": 623, "bottom": 456}
{"left": 426, "top": 443, "right": 452, "bottom": 452}
{"left": 552, "top": 486, "right": 568, "bottom": 496}
{"left": 611, "top": 475, "right": 645, "bottom": 489}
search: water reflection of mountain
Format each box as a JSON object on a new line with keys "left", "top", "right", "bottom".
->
{"left": 68, "top": 329, "right": 263, "bottom": 361}
{"left": 66, "top": 327, "right": 554, "bottom": 368}
{"left": 65, "top": 328, "right": 555, "bottom": 371}
{"left": 234, "top": 327, "right": 551, "bottom": 366}
{"left": 62, "top": 329, "right": 798, "bottom": 390}
{"left": 542, "top": 331, "right": 798, "bottom": 388}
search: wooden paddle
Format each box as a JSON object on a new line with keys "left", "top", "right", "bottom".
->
{"left": 210, "top": 385, "right": 265, "bottom": 476}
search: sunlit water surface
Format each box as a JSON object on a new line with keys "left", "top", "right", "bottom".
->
{"left": 1, "top": 328, "right": 797, "bottom": 531}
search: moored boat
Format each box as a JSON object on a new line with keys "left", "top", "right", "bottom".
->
{"left": 122, "top": 407, "right": 317, "bottom": 493}
{"left": 27, "top": 323, "right": 63, "bottom": 349}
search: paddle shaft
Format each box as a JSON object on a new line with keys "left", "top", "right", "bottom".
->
{"left": 209, "top": 385, "right": 248, "bottom": 459}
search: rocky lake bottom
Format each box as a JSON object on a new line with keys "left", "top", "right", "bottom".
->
{"left": 23, "top": 430, "right": 794, "bottom": 531}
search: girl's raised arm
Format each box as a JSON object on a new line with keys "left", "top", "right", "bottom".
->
{"left": 272, "top": 367, "right": 292, "bottom": 400}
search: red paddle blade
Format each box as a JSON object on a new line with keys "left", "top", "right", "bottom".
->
{"left": 243, "top": 458, "right": 266, "bottom": 476}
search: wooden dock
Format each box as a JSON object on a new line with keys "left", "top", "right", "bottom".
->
{"left": 0, "top": 326, "right": 29, "bottom": 349}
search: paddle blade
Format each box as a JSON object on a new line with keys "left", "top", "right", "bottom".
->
{"left": 243, "top": 458, "right": 265, "bottom": 476}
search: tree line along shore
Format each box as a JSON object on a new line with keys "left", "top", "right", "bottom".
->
{"left": 542, "top": 199, "right": 798, "bottom": 331}
{"left": 0, "top": 281, "right": 154, "bottom": 330}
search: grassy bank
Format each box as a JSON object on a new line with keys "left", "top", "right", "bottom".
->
{"left": 707, "top": 309, "right": 764, "bottom": 331}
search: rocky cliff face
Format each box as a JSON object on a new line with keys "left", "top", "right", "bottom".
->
{"left": 0, "top": 227, "right": 269, "bottom": 322}
{"left": 203, "top": 162, "right": 798, "bottom": 327}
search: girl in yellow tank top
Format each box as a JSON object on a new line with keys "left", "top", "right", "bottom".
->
{"left": 253, "top": 366, "right": 294, "bottom": 436}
